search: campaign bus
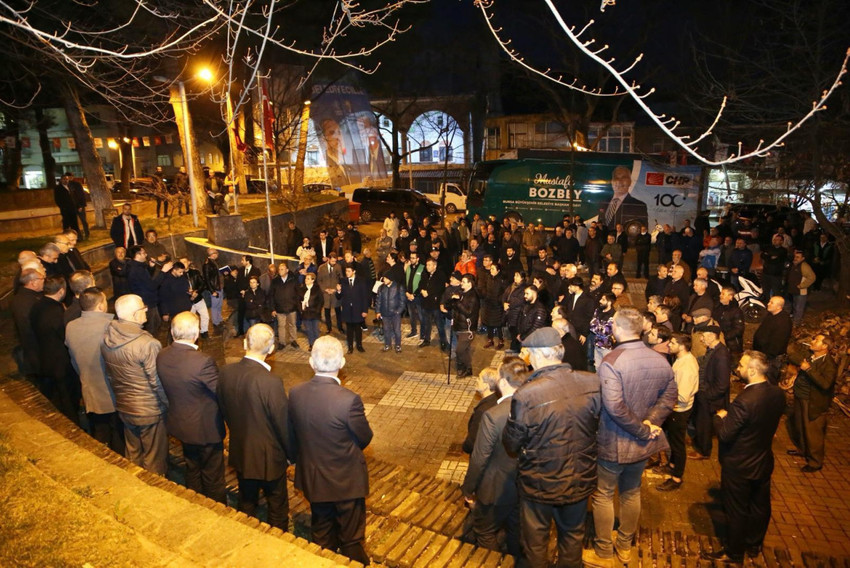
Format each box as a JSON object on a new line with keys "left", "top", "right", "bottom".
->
{"left": 467, "top": 154, "right": 705, "bottom": 238}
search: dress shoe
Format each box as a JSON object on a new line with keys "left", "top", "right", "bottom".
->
{"left": 356, "top": 345, "right": 365, "bottom": 352}
{"left": 656, "top": 478, "right": 682, "bottom": 492}
{"left": 786, "top": 449, "right": 802, "bottom": 456}
{"left": 745, "top": 546, "right": 763, "bottom": 558}
{"left": 687, "top": 451, "right": 709, "bottom": 460}
{"left": 496, "top": 341, "right": 504, "bottom": 350}
{"left": 700, "top": 550, "right": 743, "bottom": 564}
{"left": 200, "top": 332, "right": 209, "bottom": 339}
{"left": 582, "top": 547, "right": 614, "bottom": 567}
{"left": 277, "top": 343, "right": 285, "bottom": 350}
{"left": 801, "top": 465, "right": 822, "bottom": 473}
{"left": 382, "top": 345, "right": 390, "bottom": 352}
{"left": 290, "top": 341, "right": 299, "bottom": 348}
{"left": 406, "top": 330, "right": 418, "bottom": 338}
{"left": 456, "top": 369, "right": 472, "bottom": 378}
{"left": 418, "top": 340, "right": 430, "bottom": 348}
{"left": 484, "top": 339, "right": 494, "bottom": 349}
{"left": 347, "top": 347, "right": 354, "bottom": 354}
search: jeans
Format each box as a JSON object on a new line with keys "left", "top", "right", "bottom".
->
{"left": 406, "top": 297, "right": 422, "bottom": 334}
{"left": 421, "top": 307, "right": 447, "bottom": 345}
{"left": 791, "top": 294, "right": 807, "bottom": 325}
{"left": 382, "top": 314, "right": 402, "bottom": 347}
{"left": 592, "top": 459, "right": 647, "bottom": 557}
{"left": 204, "top": 290, "right": 223, "bottom": 326}
{"left": 303, "top": 319, "right": 320, "bottom": 347}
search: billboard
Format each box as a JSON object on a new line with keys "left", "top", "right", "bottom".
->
{"left": 310, "top": 83, "right": 388, "bottom": 189}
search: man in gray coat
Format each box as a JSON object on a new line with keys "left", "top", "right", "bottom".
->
{"left": 584, "top": 307, "right": 677, "bottom": 567}
{"left": 101, "top": 294, "right": 169, "bottom": 475}
{"left": 157, "top": 312, "right": 226, "bottom": 503}
{"left": 289, "top": 335, "right": 373, "bottom": 565}
{"left": 65, "top": 287, "right": 124, "bottom": 454}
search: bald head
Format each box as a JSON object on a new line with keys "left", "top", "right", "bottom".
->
{"left": 115, "top": 294, "right": 145, "bottom": 323}
{"left": 171, "top": 312, "right": 200, "bottom": 343}
{"left": 17, "top": 250, "right": 36, "bottom": 265}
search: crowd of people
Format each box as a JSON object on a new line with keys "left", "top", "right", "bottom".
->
{"left": 7, "top": 200, "right": 842, "bottom": 566}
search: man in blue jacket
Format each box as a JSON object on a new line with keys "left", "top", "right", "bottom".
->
{"left": 584, "top": 307, "right": 677, "bottom": 567}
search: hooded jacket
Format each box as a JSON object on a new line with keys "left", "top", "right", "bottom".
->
{"left": 101, "top": 319, "right": 167, "bottom": 421}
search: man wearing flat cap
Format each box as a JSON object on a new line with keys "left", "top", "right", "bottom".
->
{"left": 503, "top": 327, "right": 602, "bottom": 567}
{"left": 690, "top": 323, "right": 731, "bottom": 460}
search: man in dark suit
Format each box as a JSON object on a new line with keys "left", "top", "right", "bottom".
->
{"left": 11, "top": 268, "right": 44, "bottom": 380}
{"left": 30, "top": 275, "right": 79, "bottom": 423}
{"left": 690, "top": 324, "right": 730, "bottom": 460}
{"left": 461, "top": 357, "right": 527, "bottom": 556}
{"left": 110, "top": 203, "right": 145, "bottom": 249}
{"left": 335, "top": 263, "right": 370, "bottom": 353}
{"left": 235, "top": 255, "right": 261, "bottom": 336}
{"left": 157, "top": 312, "right": 226, "bottom": 503}
{"left": 314, "top": 229, "right": 333, "bottom": 263}
{"left": 599, "top": 166, "right": 648, "bottom": 234}
{"left": 217, "top": 324, "right": 291, "bottom": 529}
{"left": 703, "top": 350, "right": 784, "bottom": 564}
{"left": 289, "top": 336, "right": 373, "bottom": 565}
{"left": 55, "top": 172, "right": 87, "bottom": 237}
{"left": 565, "top": 277, "right": 595, "bottom": 345}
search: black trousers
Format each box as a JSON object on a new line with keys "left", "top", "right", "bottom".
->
{"left": 237, "top": 299, "right": 247, "bottom": 335}
{"left": 346, "top": 321, "right": 364, "bottom": 349}
{"left": 324, "top": 307, "right": 344, "bottom": 332}
{"left": 237, "top": 474, "right": 289, "bottom": 531}
{"left": 183, "top": 442, "right": 227, "bottom": 504}
{"left": 692, "top": 393, "right": 719, "bottom": 457}
{"left": 663, "top": 408, "right": 691, "bottom": 479}
{"left": 88, "top": 411, "right": 125, "bottom": 455}
{"left": 456, "top": 330, "right": 473, "bottom": 373}
{"left": 76, "top": 207, "right": 89, "bottom": 238}
{"left": 787, "top": 397, "right": 827, "bottom": 469}
{"left": 636, "top": 249, "right": 650, "bottom": 278}
{"left": 471, "top": 500, "right": 520, "bottom": 557}
{"left": 519, "top": 497, "right": 587, "bottom": 568}
{"left": 311, "top": 498, "right": 369, "bottom": 565}
{"left": 721, "top": 471, "right": 772, "bottom": 558}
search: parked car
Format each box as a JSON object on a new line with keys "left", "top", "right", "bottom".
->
{"left": 304, "top": 183, "right": 335, "bottom": 193}
{"left": 421, "top": 182, "right": 467, "bottom": 213}
{"left": 351, "top": 187, "right": 442, "bottom": 223}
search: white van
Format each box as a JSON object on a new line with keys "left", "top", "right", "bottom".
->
{"left": 424, "top": 182, "right": 467, "bottom": 213}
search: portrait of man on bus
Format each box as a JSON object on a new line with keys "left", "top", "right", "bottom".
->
{"left": 599, "top": 165, "right": 648, "bottom": 233}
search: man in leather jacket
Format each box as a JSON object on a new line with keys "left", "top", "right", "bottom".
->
{"left": 180, "top": 256, "right": 210, "bottom": 339}
{"left": 447, "top": 274, "right": 480, "bottom": 378}
{"left": 202, "top": 248, "right": 224, "bottom": 327}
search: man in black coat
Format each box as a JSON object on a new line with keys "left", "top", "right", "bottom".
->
{"left": 336, "top": 264, "right": 370, "bottom": 353}
{"left": 713, "top": 287, "right": 745, "bottom": 355}
{"left": 751, "top": 296, "right": 793, "bottom": 383}
{"left": 691, "top": 325, "right": 730, "bottom": 459}
{"left": 682, "top": 278, "right": 716, "bottom": 332}
{"left": 634, "top": 225, "right": 652, "bottom": 278}
{"left": 217, "top": 324, "right": 291, "bottom": 529}
{"left": 158, "top": 262, "right": 192, "bottom": 324}
{"left": 30, "top": 275, "right": 78, "bottom": 423}
{"left": 235, "top": 255, "right": 261, "bottom": 336}
{"left": 601, "top": 262, "right": 628, "bottom": 295}
{"left": 565, "top": 277, "right": 595, "bottom": 345}
{"left": 516, "top": 285, "right": 547, "bottom": 344}
{"left": 418, "top": 258, "right": 448, "bottom": 349}
{"left": 110, "top": 203, "right": 145, "bottom": 249}
{"left": 289, "top": 336, "right": 373, "bottom": 565}
{"left": 461, "top": 358, "right": 526, "bottom": 557}
{"left": 157, "top": 312, "right": 226, "bottom": 503}
{"left": 270, "top": 263, "right": 300, "bottom": 350}
{"left": 703, "top": 351, "right": 784, "bottom": 564}
{"left": 11, "top": 268, "right": 44, "bottom": 379}
{"left": 449, "top": 274, "right": 480, "bottom": 378}
{"left": 55, "top": 172, "right": 86, "bottom": 237}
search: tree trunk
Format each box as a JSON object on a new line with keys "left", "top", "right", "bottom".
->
{"left": 34, "top": 107, "right": 56, "bottom": 189}
{"left": 169, "top": 85, "right": 207, "bottom": 218}
{"left": 2, "top": 111, "right": 22, "bottom": 190}
{"left": 391, "top": 123, "right": 402, "bottom": 189}
{"left": 226, "top": 91, "right": 248, "bottom": 196}
{"left": 63, "top": 86, "right": 112, "bottom": 227}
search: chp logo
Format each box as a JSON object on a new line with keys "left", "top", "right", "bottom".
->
{"left": 645, "top": 172, "right": 692, "bottom": 187}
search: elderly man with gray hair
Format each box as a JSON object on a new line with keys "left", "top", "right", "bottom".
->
{"left": 503, "top": 327, "right": 601, "bottom": 568}
{"left": 217, "top": 323, "right": 292, "bottom": 529}
{"left": 64, "top": 269, "right": 95, "bottom": 325}
{"left": 289, "top": 335, "right": 373, "bottom": 565}
{"left": 157, "top": 312, "right": 225, "bottom": 503}
{"left": 584, "top": 307, "right": 677, "bottom": 568}
{"left": 101, "top": 294, "right": 169, "bottom": 474}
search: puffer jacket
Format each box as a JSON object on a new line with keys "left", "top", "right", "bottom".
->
{"left": 376, "top": 282, "right": 405, "bottom": 317}
{"left": 502, "top": 283, "right": 525, "bottom": 328}
{"left": 101, "top": 319, "right": 167, "bottom": 419}
{"left": 596, "top": 339, "right": 677, "bottom": 463}
{"left": 517, "top": 300, "right": 547, "bottom": 340}
{"left": 503, "top": 364, "right": 601, "bottom": 505}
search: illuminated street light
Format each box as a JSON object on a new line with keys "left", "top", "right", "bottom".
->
{"left": 197, "top": 67, "right": 214, "bottom": 83}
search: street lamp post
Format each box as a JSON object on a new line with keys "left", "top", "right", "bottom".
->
{"left": 177, "top": 80, "right": 200, "bottom": 227}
